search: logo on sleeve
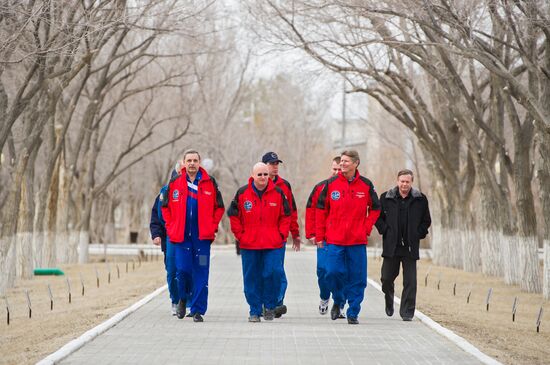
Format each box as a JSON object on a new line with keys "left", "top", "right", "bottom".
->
{"left": 331, "top": 191, "right": 340, "bottom": 200}
{"left": 244, "top": 201, "right": 253, "bottom": 211}
{"left": 172, "top": 189, "right": 179, "bottom": 200}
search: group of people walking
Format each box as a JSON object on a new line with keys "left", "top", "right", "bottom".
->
{"left": 149, "top": 149, "right": 431, "bottom": 324}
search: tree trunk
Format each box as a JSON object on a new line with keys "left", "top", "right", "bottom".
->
{"left": 462, "top": 214, "right": 481, "bottom": 273}
{"left": 513, "top": 127, "right": 541, "bottom": 292}
{"left": 538, "top": 132, "right": 550, "bottom": 297}
{"left": 0, "top": 152, "right": 29, "bottom": 294}
{"left": 538, "top": 22, "right": 550, "bottom": 299}
{"left": 476, "top": 167, "right": 503, "bottom": 277}
{"left": 16, "top": 168, "right": 36, "bottom": 279}
{"left": 42, "top": 153, "right": 62, "bottom": 267}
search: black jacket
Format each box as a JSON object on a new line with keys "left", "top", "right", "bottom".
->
{"left": 375, "top": 187, "right": 431, "bottom": 260}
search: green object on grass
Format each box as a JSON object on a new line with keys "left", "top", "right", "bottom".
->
{"left": 34, "top": 268, "right": 65, "bottom": 276}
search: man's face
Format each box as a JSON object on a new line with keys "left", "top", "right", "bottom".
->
{"left": 184, "top": 153, "right": 200, "bottom": 174}
{"left": 397, "top": 174, "right": 413, "bottom": 196}
{"left": 252, "top": 165, "right": 270, "bottom": 189}
{"left": 331, "top": 161, "right": 341, "bottom": 176}
{"left": 267, "top": 162, "right": 279, "bottom": 179}
{"left": 340, "top": 155, "right": 358, "bottom": 175}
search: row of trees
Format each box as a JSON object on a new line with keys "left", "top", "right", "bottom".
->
{"left": 0, "top": 0, "right": 231, "bottom": 294}
{"left": 250, "top": 0, "right": 550, "bottom": 297}
{"left": 0, "top": 0, "right": 336, "bottom": 295}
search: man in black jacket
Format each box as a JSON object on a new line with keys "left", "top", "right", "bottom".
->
{"left": 375, "top": 169, "right": 431, "bottom": 321}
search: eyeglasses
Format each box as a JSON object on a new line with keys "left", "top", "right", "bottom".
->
{"left": 257, "top": 173, "right": 269, "bottom": 177}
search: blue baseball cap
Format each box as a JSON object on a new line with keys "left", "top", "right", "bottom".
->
{"left": 262, "top": 152, "right": 283, "bottom": 164}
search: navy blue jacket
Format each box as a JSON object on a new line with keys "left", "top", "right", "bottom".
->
{"left": 150, "top": 186, "right": 168, "bottom": 252}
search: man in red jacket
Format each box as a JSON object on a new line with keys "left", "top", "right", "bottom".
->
{"left": 228, "top": 162, "right": 291, "bottom": 322}
{"left": 305, "top": 156, "right": 341, "bottom": 316}
{"left": 161, "top": 150, "right": 225, "bottom": 322}
{"left": 316, "top": 150, "right": 381, "bottom": 324}
{"left": 262, "top": 151, "right": 300, "bottom": 318}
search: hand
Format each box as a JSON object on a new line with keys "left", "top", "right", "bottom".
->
{"left": 316, "top": 240, "right": 324, "bottom": 249}
{"left": 152, "top": 237, "right": 161, "bottom": 246}
{"left": 308, "top": 237, "right": 316, "bottom": 246}
{"left": 292, "top": 236, "right": 301, "bottom": 252}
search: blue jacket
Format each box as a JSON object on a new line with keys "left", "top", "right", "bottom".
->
{"left": 150, "top": 185, "right": 169, "bottom": 252}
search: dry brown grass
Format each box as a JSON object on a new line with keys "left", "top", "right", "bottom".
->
{"left": 367, "top": 257, "right": 550, "bottom": 365}
{"left": 0, "top": 256, "right": 165, "bottom": 365}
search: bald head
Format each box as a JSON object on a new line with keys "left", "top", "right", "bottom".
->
{"left": 252, "top": 162, "right": 269, "bottom": 190}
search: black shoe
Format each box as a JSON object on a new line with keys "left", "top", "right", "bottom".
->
{"left": 264, "top": 309, "right": 275, "bottom": 321}
{"left": 385, "top": 304, "right": 394, "bottom": 317}
{"left": 347, "top": 317, "right": 359, "bottom": 325}
{"left": 193, "top": 313, "right": 204, "bottom": 322}
{"left": 186, "top": 312, "right": 193, "bottom": 318}
{"left": 330, "top": 304, "right": 341, "bottom": 320}
{"left": 274, "top": 305, "right": 287, "bottom": 318}
{"left": 402, "top": 316, "right": 413, "bottom": 321}
{"left": 176, "top": 299, "right": 186, "bottom": 319}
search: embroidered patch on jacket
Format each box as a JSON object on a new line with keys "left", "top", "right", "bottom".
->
{"left": 331, "top": 191, "right": 341, "bottom": 200}
{"left": 172, "top": 189, "right": 179, "bottom": 200}
{"left": 244, "top": 201, "right": 253, "bottom": 211}
{"left": 355, "top": 191, "right": 365, "bottom": 198}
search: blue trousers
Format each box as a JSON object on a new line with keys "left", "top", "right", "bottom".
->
{"left": 326, "top": 244, "right": 367, "bottom": 319}
{"left": 241, "top": 248, "right": 282, "bottom": 316}
{"left": 316, "top": 244, "right": 331, "bottom": 301}
{"left": 173, "top": 238, "right": 211, "bottom": 315}
{"left": 165, "top": 240, "right": 179, "bottom": 304}
{"left": 276, "top": 244, "right": 287, "bottom": 306}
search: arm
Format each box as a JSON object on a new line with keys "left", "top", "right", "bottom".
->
{"left": 211, "top": 178, "right": 225, "bottom": 230}
{"left": 227, "top": 190, "right": 244, "bottom": 242}
{"left": 418, "top": 196, "right": 432, "bottom": 238}
{"left": 365, "top": 182, "right": 381, "bottom": 236}
{"left": 374, "top": 194, "right": 387, "bottom": 235}
{"left": 289, "top": 190, "right": 300, "bottom": 240}
{"left": 279, "top": 193, "right": 291, "bottom": 243}
{"left": 315, "top": 182, "right": 329, "bottom": 243}
{"left": 305, "top": 185, "right": 319, "bottom": 239}
{"left": 150, "top": 195, "right": 165, "bottom": 245}
{"left": 160, "top": 183, "right": 173, "bottom": 229}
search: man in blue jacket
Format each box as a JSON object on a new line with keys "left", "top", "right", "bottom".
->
{"left": 150, "top": 184, "right": 181, "bottom": 315}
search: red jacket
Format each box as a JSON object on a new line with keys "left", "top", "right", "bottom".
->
{"left": 315, "top": 170, "right": 381, "bottom": 245}
{"left": 305, "top": 180, "right": 326, "bottom": 239}
{"left": 161, "top": 167, "right": 225, "bottom": 243}
{"left": 273, "top": 176, "right": 299, "bottom": 239}
{"left": 227, "top": 178, "right": 291, "bottom": 250}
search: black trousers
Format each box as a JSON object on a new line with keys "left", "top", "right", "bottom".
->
{"left": 381, "top": 256, "right": 417, "bottom": 319}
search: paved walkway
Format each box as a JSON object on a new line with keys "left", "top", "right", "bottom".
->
{"left": 60, "top": 248, "right": 484, "bottom": 365}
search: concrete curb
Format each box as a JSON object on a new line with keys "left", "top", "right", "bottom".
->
{"left": 36, "top": 285, "right": 168, "bottom": 365}
{"left": 367, "top": 278, "right": 504, "bottom": 365}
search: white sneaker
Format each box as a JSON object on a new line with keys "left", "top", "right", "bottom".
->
{"left": 319, "top": 299, "right": 329, "bottom": 315}
{"left": 171, "top": 303, "right": 177, "bottom": 316}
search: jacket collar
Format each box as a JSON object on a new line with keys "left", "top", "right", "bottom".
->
{"left": 337, "top": 169, "right": 360, "bottom": 183}
{"left": 181, "top": 166, "right": 210, "bottom": 182}
{"left": 386, "top": 186, "right": 422, "bottom": 199}
{"left": 248, "top": 176, "right": 275, "bottom": 192}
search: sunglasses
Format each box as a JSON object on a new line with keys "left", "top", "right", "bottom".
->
{"left": 257, "top": 173, "right": 269, "bottom": 177}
